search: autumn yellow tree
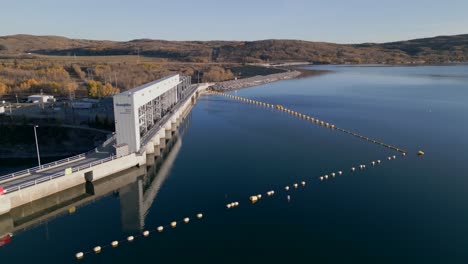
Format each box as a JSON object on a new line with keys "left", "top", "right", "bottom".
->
{"left": 87, "top": 80, "right": 101, "bottom": 98}
{"left": 0, "top": 82, "right": 8, "bottom": 97}
{"left": 202, "top": 66, "right": 234, "bottom": 82}
{"left": 19, "top": 78, "right": 39, "bottom": 91}
{"left": 101, "top": 82, "right": 119, "bottom": 96}
{"left": 65, "top": 82, "right": 76, "bottom": 96}
{"left": 87, "top": 80, "right": 119, "bottom": 98}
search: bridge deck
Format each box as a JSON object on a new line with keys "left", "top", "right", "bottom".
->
{"left": 1, "top": 143, "right": 115, "bottom": 190}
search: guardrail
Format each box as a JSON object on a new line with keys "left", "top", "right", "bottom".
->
{"left": 0, "top": 133, "right": 118, "bottom": 183}
{"left": 0, "top": 153, "right": 87, "bottom": 182}
{"left": 3, "top": 154, "right": 119, "bottom": 194}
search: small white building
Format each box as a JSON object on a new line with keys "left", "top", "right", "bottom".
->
{"left": 0, "top": 106, "right": 4, "bottom": 114}
{"left": 27, "top": 94, "right": 54, "bottom": 103}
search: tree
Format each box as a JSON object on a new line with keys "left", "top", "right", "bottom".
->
{"left": 19, "top": 78, "right": 39, "bottom": 91}
{"left": 0, "top": 82, "right": 8, "bottom": 97}
{"left": 86, "top": 80, "right": 119, "bottom": 98}
{"left": 202, "top": 66, "right": 234, "bottom": 82}
{"left": 65, "top": 82, "right": 76, "bottom": 98}
{"left": 101, "top": 82, "right": 119, "bottom": 96}
{"left": 86, "top": 80, "right": 101, "bottom": 98}
{"left": 72, "top": 64, "right": 86, "bottom": 80}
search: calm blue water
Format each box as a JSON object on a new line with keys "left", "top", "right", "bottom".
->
{"left": 1, "top": 65, "right": 468, "bottom": 263}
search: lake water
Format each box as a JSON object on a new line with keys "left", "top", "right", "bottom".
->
{"left": 1, "top": 65, "right": 468, "bottom": 263}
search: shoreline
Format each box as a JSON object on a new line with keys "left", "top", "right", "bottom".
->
{"left": 211, "top": 69, "right": 329, "bottom": 92}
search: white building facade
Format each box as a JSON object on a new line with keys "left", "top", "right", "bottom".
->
{"left": 113, "top": 74, "right": 192, "bottom": 153}
{"left": 27, "top": 95, "right": 54, "bottom": 103}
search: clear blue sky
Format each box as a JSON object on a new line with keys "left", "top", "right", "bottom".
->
{"left": 2, "top": 0, "right": 467, "bottom": 43}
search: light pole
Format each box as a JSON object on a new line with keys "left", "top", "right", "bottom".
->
{"left": 33, "top": 125, "right": 41, "bottom": 168}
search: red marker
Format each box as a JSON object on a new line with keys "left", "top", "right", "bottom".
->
{"left": 0, "top": 234, "right": 12, "bottom": 247}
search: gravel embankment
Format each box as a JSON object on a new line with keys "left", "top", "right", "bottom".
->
{"left": 212, "top": 70, "right": 301, "bottom": 91}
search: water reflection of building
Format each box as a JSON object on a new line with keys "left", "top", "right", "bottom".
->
{"left": 119, "top": 132, "right": 183, "bottom": 232}
{"left": 0, "top": 113, "right": 191, "bottom": 244}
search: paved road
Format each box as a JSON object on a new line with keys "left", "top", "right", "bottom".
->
{"left": 1, "top": 143, "right": 115, "bottom": 190}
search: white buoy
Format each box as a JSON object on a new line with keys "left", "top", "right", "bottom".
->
{"left": 331, "top": 173, "right": 336, "bottom": 177}
{"left": 392, "top": 155, "right": 396, "bottom": 159}
{"left": 388, "top": 157, "right": 391, "bottom": 160}
{"left": 293, "top": 183, "right": 298, "bottom": 188}
{"left": 363, "top": 165, "right": 366, "bottom": 169}
{"left": 285, "top": 186, "right": 290, "bottom": 191}
{"left": 338, "top": 171, "right": 343, "bottom": 175}
{"left": 93, "top": 246, "right": 102, "bottom": 254}
{"left": 127, "top": 236, "right": 134, "bottom": 242}
{"left": 257, "top": 194, "right": 262, "bottom": 199}
{"left": 157, "top": 226, "right": 164, "bottom": 232}
{"left": 351, "top": 167, "right": 356, "bottom": 172}
{"left": 324, "top": 175, "right": 328, "bottom": 179}
{"left": 301, "top": 181, "right": 306, "bottom": 186}
{"left": 75, "top": 252, "right": 84, "bottom": 260}
{"left": 111, "top": 241, "right": 119, "bottom": 247}
{"left": 377, "top": 160, "right": 381, "bottom": 164}
{"left": 184, "top": 217, "right": 190, "bottom": 223}
{"left": 250, "top": 196, "right": 259, "bottom": 203}
{"left": 197, "top": 213, "right": 203, "bottom": 219}
{"left": 143, "top": 230, "right": 150, "bottom": 237}
{"left": 171, "top": 221, "right": 177, "bottom": 228}
{"left": 226, "top": 203, "right": 232, "bottom": 209}
{"left": 402, "top": 152, "right": 406, "bottom": 156}
{"left": 372, "top": 161, "right": 376, "bottom": 166}
{"left": 320, "top": 176, "right": 324, "bottom": 181}
{"left": 234, "top": 202, "right": 239, "bottom": 206}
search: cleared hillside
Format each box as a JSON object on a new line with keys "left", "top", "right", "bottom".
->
{"left": 2, "top": 34, "right": 467, "bottom": 64}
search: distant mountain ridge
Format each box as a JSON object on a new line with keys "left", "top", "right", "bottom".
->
{"left": 1, "top": 33, "right": 467, "bottom": 64}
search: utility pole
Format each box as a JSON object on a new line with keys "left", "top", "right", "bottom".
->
{"left": 87, "top": 68, "right": 93, "bottom": 81}
{"left": 33, "top": 125, "right": 41, "bottom": 168}
{"left": 137, "top": 48, "right": 140, "bottom": 64}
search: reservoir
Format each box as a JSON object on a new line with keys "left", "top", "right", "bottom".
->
{"left": 1, "top": 65, "right": 468, "bottom": 263}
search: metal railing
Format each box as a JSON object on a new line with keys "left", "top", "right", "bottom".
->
{"left": 0, "top": 153, "right": 87, "bottom": 182}
{"left": 0, "top": 133, "right": 117, "bottom": 183}
{"left": 3, "top": 154, "right": 120, "bottom": 194}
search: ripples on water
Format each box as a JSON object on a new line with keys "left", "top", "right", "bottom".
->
{"left": 1, "top": 65, "right": 468, "bottom": 263}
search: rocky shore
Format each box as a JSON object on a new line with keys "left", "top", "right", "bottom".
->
{"left": 212, "top": 70, "right": 302, "bottom": 91}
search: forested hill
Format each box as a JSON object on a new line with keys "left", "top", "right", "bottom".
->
{"left": 1, "top": 34, "right": 467, "bottom": 64}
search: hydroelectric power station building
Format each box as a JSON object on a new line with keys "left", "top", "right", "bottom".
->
{"left": 113, "top": 74, "right": 192, "bottom": 153}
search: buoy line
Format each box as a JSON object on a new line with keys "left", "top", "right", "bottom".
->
{"left": 208, "top": 91, "right": 416, "bottom": 155}
{"left": 75, "top": 153, "right": 403, "bottom": 260}
{"left": 76, "top": 92, "right": 418, "bottom": 260}
{"left": 75, "top": 213, "right": 204, "bottom": 260}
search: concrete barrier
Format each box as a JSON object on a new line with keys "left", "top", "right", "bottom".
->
{"left": 0, "top": 153, "right": 145, "bottom": 215}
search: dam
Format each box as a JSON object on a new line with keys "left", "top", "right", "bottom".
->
{"left": 0, "top": 74, "right": 211, "bottom": 216}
